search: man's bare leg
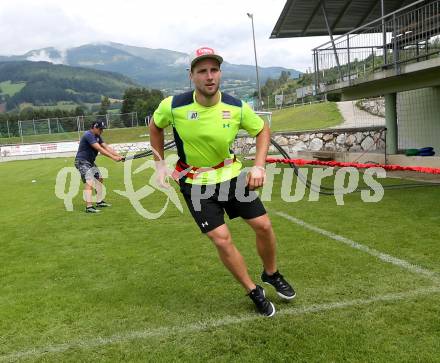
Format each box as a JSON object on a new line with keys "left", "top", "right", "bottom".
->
{"left": 84, "top": 180, "right": 94, "bottom": 208}
{"left": 245, "top": 214, "right": 277, "bottom": 275}
{"left": 206, "top": 224, "right": 256, "bottom": 292}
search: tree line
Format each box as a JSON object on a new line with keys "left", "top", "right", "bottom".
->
{"left": 0, "top": 87, "right": 164, "bottom": 138}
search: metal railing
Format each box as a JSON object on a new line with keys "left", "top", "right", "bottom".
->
{"left": 0, "top": 112, "right": 139, "bottom": 144}
{"left": 313, "top": 0, "right": 440, "bottom": 88}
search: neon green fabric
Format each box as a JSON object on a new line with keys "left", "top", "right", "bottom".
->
{"left": 153, "top": 91, "right": 264, "bottom": 184}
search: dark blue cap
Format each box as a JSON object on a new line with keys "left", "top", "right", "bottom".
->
{"left": 91, "top": 121, "right": 106, "bottom": 129}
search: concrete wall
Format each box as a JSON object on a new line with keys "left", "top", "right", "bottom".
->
{"left": 234, "top": 127, "right": 386, "bottom": 155}
{"left": 397, "top": 86, "right": 440, "bottom": 152}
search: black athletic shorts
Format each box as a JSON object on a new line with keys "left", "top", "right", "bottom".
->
{"left": 179, "top": 174, "right": 267, "bottom": 233}
{"left": 74, "top": 159, "right": 102, "bottom": 183}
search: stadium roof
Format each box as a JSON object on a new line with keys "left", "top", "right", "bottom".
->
{"left": 271, "top": 0, "right": 417, "bottom": 38}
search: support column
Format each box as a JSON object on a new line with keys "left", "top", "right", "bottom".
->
{"left": 321, "top": 2, "right": 343, "bottom": 82}
{"left": 385, "top": 93, "right": 398, "bottom": 154}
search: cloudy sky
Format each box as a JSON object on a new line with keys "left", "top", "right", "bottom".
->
{"left": 0, "top": 0, "right": 330, "bottom": 72}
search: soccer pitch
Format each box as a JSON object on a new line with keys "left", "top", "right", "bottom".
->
{"left": 1, "top": 157, "right": 439, "bottom": 362}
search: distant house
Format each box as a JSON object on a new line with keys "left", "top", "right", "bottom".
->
{"left": 296, "top": 84, "right": 325, "bottom": 98}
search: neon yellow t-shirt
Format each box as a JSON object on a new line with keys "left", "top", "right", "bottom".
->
{"left": 153, "top": 91, "right": 264, "bottom": 185}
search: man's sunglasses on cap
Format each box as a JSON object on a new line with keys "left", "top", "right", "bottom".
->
{"left": 92, "top": 121, "right": 106, "bottom": 129}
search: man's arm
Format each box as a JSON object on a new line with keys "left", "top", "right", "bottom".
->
{"left": 254, "top": 122, "right": 270, "bottom": 167}
{"left": 149, "top": 118, "right": 165, "bottom": 161}
{"left": 247, "top": 122, "right": 270, "bottom": 190}
{"left": 101, "top": 143, "right": 121, "bottom": 157}
{"left": 149, "top": 118, "right": 169, "bottom": 187}
{"left": 91, "top": 143, "right": 122, "bottom": 161}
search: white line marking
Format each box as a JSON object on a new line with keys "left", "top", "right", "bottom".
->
{"left": 1, "top": 286, "right": 440, "bottom": 361}
{"left": 274, "top": 210, "right": 439, "bottom": 282}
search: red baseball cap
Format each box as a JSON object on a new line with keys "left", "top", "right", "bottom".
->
{"left": 190, "top": 47, "right": 223, "bottom": 69}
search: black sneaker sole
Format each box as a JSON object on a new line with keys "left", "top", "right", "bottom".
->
{"left": 263, "top": 281, "right": 296, "bottom": 301}
{"left": 261, "top": 288, "right": 276, "bottom": 317}
{"left": 265, "top": 301, "right": 276, "bottom": 317}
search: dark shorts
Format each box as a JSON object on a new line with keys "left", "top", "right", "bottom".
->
{"left": 74, "top": 159, "right": 102, "bottom": 183}
{"left": 179, "top": 174, "right": 267, "bottom": 233}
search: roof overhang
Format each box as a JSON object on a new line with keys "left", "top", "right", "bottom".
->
{"left": 271, "top": 0, "right": 416, "bottom": 38}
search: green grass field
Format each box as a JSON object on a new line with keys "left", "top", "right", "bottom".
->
{"left": 0, "top": 81, "right": 26, "bottom": 97}
{"left": 18, "top": 102, "right": 81, "bottom": 112}
{"left": 1, "top": 102, "right": 342, "bottom": 146}
{"left": 1, "top": 157, "right": 439, "bottom": 362}
{"left": 0, "top": 126, "right": 150, "bottom": 145}
{"left": 270, "top": 102, "right": 343, "bottom": 131}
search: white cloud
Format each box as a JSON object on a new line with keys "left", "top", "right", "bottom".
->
{"left": 172, "top": 57, "right": 189, "bottom": 67}
{"left": 0, "top": 0, "right": 331, "bottom": 71}
{"left": 26, "top": 49, "right": 67, "bottom": 64}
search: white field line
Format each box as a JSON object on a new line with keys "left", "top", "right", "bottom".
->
{"left": 274, "top": 210, "right": 440, "bottom": 283}
{"left": 2, "top": 286, "right": 440, "bottom": 362}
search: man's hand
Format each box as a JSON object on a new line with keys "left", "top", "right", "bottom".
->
{"left": 246, "top": 165, "right": 266, "bottom": 190}
{"left": 112, "top": 155, "right": 123, "bottom": 162}
{"left": 155, "top": 160, "right": 170, "bottom": 188}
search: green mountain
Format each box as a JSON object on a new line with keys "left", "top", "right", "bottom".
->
{"left": 0, "top": 61, "right": 139, "bottom": 111}
{"left": 0, "top": 43, "right": 302, "bottom": 94}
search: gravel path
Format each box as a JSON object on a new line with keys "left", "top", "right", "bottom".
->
{"left": 335, "top": 101, "right": 385, "bottom": 128}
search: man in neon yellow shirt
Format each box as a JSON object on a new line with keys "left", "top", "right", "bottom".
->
{"left": 150, "top": 47, "right": 295, "bottom": 317}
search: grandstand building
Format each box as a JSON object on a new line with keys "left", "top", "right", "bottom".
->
{"left": 272, "top": 0, "right": 440, "bottom": 158}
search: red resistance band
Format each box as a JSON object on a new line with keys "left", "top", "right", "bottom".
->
{"left": 172, "top": 156, "right": 237, "bottom": 180}
{"left": 266, "top": 158, "right": 440, "bottom": 175}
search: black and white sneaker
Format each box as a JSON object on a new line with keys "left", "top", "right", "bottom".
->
{"left": 248, "top": 285, "right": 276, "bottom": 317}
{"left": 85, "top": 206, "right": 101, "bottom": 213}
{"left": 96, "top": 200, "right": 111, "bottom": 208}
{"left": 261, "top": 270, "right": 296, "bottom": 300}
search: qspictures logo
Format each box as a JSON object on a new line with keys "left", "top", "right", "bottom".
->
{"left": 55, "top": 149, "right": 386, "bottom": 218}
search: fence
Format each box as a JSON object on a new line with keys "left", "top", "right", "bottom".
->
{"left": 266, "top": 99, "right": 326, "bottom": 112}
{"left": 313, "top": 0, "right": 440, "bottom": 87}
{"left": 336, "top": 87, "right": 440, "bottom": 153}
{"left": 0, "top": 112, "right": 139, "bottom": 145}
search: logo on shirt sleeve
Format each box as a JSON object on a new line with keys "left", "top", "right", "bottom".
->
{"left": 187, "top": 111, "right": 199, "bottom": 120}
